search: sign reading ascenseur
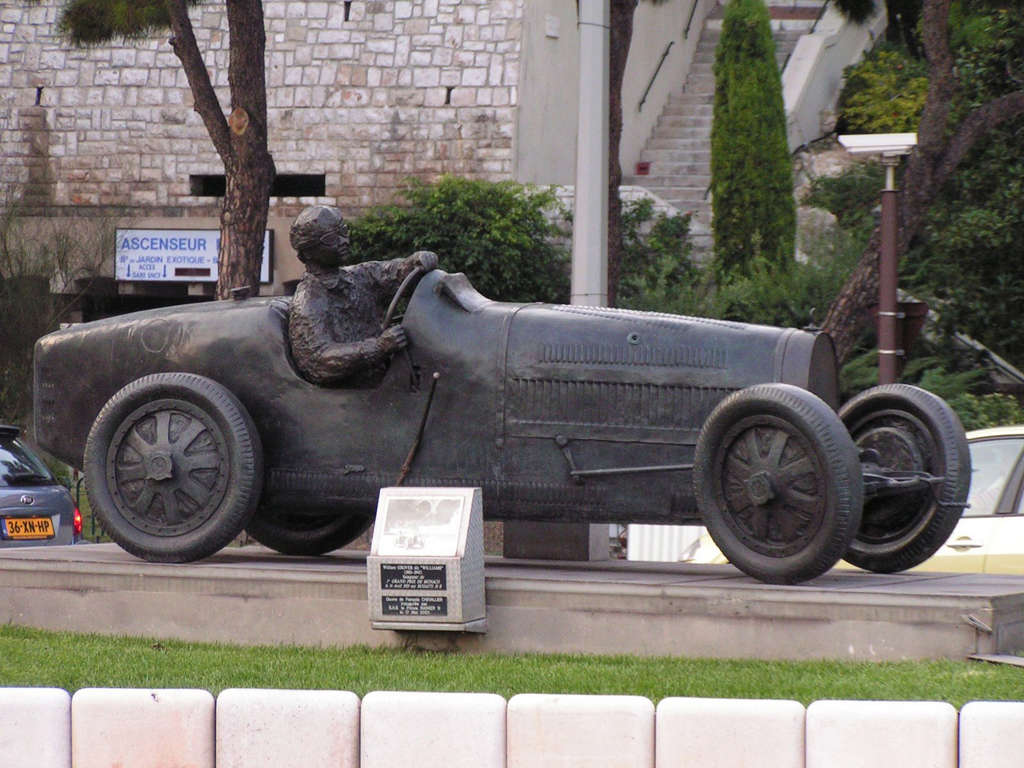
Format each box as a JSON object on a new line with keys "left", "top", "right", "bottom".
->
{"left": 115, "top": 228, "right": 272, "bottom": 283}
{"left": 367, "top": 487, "right": 485, "bottom": 632}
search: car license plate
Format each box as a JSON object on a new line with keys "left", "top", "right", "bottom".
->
{"left": 1, "top": 517, "right": 55, "bottom": 540}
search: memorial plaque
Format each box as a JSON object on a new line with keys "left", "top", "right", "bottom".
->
{"left": 367, "top": 487, "right": 485, "bottom": 632}
{"left": 381, "top": 596, "right": 448, "bottom": 617}
{"left": 380, "top": 563, "right": 447, "bottom": 591}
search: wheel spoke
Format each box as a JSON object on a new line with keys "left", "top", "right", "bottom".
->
{"left": 725, "top": 483, "right": 751, "bottom": 511}
{"left": 765, "top": 429, "right": 788, "bottom": 469}
{"left": 179, "top": 451, "right": 221, "bottom": 473}
{"left": 178, "top": 476, "right": 212, "bottom": 507}
{"left": 777, "top": 456, "right": 814, "bottom": 484}
{"left": 116, "top": 462, "right": 148, "bottom": 483}
{"left": 124, "top": 429, "right": 152, "bottom": 458}
{"left": 159, "top": 487, "right": 184, "bottom": 524}
{"left": 743, "top": 430, "right": 762, "bottom": 463}
{"left": 133, "top": 485, "right": 155, "bottom": 514}
{"left": 781, "top": 488, "right": 820, "bottom": 516}
{"left": 746, "top": 506, "right": 769, "bottom": 540}
{"left": 173, "top": 418, "right": 207, "bottom": 453}
{"left": 726, "top": 454, "right": 751, "bottom": 479}
{"left": 154, "top": 411, "right": 172, "bottom": 447}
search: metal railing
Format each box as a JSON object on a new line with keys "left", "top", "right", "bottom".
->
{"left": 781, "top": 0, "right": 831, "bottom": 74}
{"left": 638, "top": 41, "right": 674, "bottom": 113}
{"left": 684, "top": 0, "right": 700, "bottom": 39}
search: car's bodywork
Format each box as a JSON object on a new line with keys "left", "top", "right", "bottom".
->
{"left": 33, "top": 270, "right": 969, "bottom": 583}
{"left": 35, "top": 271, "right": 837, "bottom": 525}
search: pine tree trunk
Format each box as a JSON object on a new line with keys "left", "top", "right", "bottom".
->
{"left": 218, "top": 153, "right": 274, "bottom": 298}
{"left": 607, "top": 0, "right": 638, "bottom": 308}
{"left": 166, "top": 0, "right": 275, "bottom": 300}
{"left": 217, "top": 0, "right": 275, "bottom": 299}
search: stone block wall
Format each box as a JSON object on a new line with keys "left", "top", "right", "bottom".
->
{"left": 0, "top": 0, "right": 522, "bottom": 217}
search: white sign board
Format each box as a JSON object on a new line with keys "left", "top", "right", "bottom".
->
{"left": 116, "top": 229, "right": 272, "bottom": 283}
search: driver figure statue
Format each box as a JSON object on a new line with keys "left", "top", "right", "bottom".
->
{"left": 288, "top": 205, "right": 438, "bottom": 387}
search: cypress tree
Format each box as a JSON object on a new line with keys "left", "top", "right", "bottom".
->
{"left": 711, "top": 0, "right": 795, "bottom": 278}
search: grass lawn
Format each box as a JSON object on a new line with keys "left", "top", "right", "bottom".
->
{"left": 1, "top": 625, "right": 1021, "bottom": 706}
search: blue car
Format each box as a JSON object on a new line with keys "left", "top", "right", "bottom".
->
{"left": 0, "top": 425, "right": 82, "bottom": 547}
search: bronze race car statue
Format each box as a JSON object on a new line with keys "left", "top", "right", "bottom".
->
{"left": 33, "top": 267, "right": 970, "bottom": 584}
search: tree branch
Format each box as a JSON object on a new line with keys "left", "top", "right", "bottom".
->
{"left": 934, "top": 91, "right": 1024, "bottom": 188}
{"left": 164, "top": 0, "right": 232, "bottom": 164}
{"left": 918, "top": 0, "right": 955, "bottom": 153}
{"left": 225, "top": 0, "right": 269, "bottom": 134}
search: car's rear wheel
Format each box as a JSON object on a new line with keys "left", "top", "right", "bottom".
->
{"left": 246, "top": 507, "right": 372, "bottom": 556}
{"left": 694, "top": 383, "right": 863, "bottom": 584}
{"left": 839, "top": 384, "right": 970, "bottom": 573}
{"left": 84, "top": 373, "right": 263, "bottom": 562}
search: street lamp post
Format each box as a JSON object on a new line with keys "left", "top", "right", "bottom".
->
{"left": 838, "top": 133, "right": 918, "bottom": 385}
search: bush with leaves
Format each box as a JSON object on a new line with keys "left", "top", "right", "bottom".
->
{"left": 616, "top": 197, "right": 695, "bottom": 309}
{"left": 947, "top": 392, "right": 1024, "bottom": 431}
{"left": 837, "top": 46, "right": 928, "bottom": 134}
{"left": 710, "top": 0, "right": 795, "bottom": 278}
{"left": 840, "top": 348, "right": 1024, "bottom": 429}
{"left": 802, "top": 161, "right": 885, "bottom": 237}
{"left": 624, "top": 214, "right": 859, "bottom": 334}
{"left": 347, "top": 176, "right": 569, "bottom": 304}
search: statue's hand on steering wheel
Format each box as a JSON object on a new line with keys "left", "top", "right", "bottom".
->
{"left": 379, "top": 325, "right": 408, "bottom": 353}
{"left": 412, "top": 250, "right": 439, "bottom": 272}
{"left": 382, "top": 252, "right": 439, "bottom": 330}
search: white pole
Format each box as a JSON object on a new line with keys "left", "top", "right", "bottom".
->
{"left": 571, "top": 0, "right": 610, "bottom": 307}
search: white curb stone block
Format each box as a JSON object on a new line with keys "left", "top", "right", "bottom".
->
{"left": 806, "top": 700, "right": 956, "bottom": 768}
{"left": 361, "top": 690, "right": 506, "bottom": 768}
{"left": 656, "top": 697, "right": 804, "bottom": 768}
{"left": 507, "top": 693, "right": 655, "bottom": 768}
{"left": 0, "top": 688, "right": 71, "bottom": 768}
{"left": 960, "top": 701, "right": 1024, "bottom": 768}
{"left": 71, "top": 688, "right": 214, "bottom": 768}
{"left": 217, "top": 689, "right": 359, "bottom": 768}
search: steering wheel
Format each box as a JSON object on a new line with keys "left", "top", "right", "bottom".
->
{"left": 381, "top": 266, "right": 426, "bottom": 330}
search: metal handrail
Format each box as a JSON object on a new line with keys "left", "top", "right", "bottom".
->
{"left": 781, "top": 0, "right": 830, "bottom": 74}
{"left": 638, "top": 41, "right": 674, "bottom": 112}
{"left": 684, "top": 0, "right": 699, "bottom": 39}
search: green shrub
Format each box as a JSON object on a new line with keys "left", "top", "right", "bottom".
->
{"left": 709, "top": 244, "right": 857, "bottom": 329}
{"left": 839, "top": 350, "right": 1024, "bottom": 430}
{"left": 348, "top": 176, "right": 569, "bottom": 304}
{"left": 947, "top": 392, "right": 1024, "bottom": 431}
{"left": 802, "top": 161, "right": 885, "bottom": 236}
{"left": 710, "top": 0, "right": 795, "bottom": 278}
{"left": 617, "top": 197, "right": 695, "bottom": 309}
{"left": 838, "top": 47, "right": 928, "bottom": 133}
{"left": 626, "top": 220, "right": 859, "bottom": 333}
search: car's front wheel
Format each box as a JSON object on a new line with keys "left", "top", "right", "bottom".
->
{"left": 246, "top": 507, "right": 372, "bottom": 556}
{"left": 84, "top": 373, "right": 263, "bottom": 562}
{"left": 693, "top": 383, "right": 863, "bottom": 584}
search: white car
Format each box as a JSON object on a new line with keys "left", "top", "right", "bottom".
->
{"left": 914, "top": 426, "right": 1024, "bottom": 573}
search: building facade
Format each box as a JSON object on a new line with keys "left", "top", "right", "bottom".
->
{"left": 1, "top": 0, "right": 711, "bottom": 309}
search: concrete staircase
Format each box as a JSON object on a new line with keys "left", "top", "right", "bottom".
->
{"left": 624, "top": 2, "right": 823, "bottom": 256}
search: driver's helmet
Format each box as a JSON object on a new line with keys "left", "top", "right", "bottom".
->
{"left": 290, "top": 205, "right": 351, "bottom": 267}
